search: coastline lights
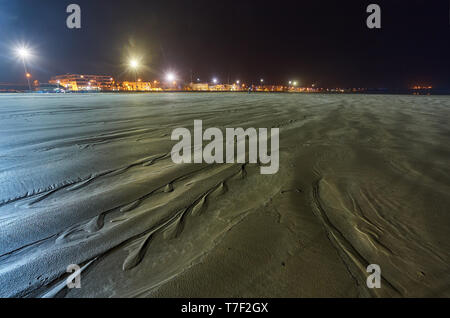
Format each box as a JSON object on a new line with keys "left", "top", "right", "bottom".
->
{"left": 212, "top": 78, "right": 218, "bottom": 84}
{"left": 289, "top": 80, "right": 298, "bottom": 87}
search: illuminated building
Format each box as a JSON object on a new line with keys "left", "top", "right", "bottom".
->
{"left": 120, "top": 81, "right": 162, "bottom": 91}
{"left": 49, "top": 74, "right": 114, "bottom": 91}
{"left": 188, "top": 83, "right": 209, "bottom": 91}
{"left": 412, "top": 85, "right": 433, "bottom": 90}
{"left": 264, "top": 85, "right": 284, "bottom": 92}
{"left": 209, "top": 84, "right": 227, "bottom": 91}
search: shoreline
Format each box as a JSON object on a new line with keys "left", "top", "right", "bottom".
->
{"left": 1, "top": 89, "right": 449, "bottom": 95}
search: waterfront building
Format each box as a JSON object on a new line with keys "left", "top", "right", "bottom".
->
{"left": 50, "top": 74, "right": 114, "bottom": 91}
{"left": 188, "top": 83, "right": 209, "bottom": 91}
{"left": 120, "top": 81, "right": 162, "bottom": 91}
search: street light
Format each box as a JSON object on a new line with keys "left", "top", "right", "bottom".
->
{"left": 129, "top": 59, "right": 140, "bottom": 88}
{"left": 17, "top": 48, "right": 31, "bottom": 60}
{"left": 166, "top": 72, "right": 176, "bottom": 82}
{"left": 212, "top": 78, "right": 218, "bottom": 84}
{"left": 15, "top": 46, "right": 32, "bottom": 91}
{"left": 129, "top": 59, "right": 139, "bottom": 69}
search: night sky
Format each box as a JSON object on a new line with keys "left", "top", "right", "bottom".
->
{"left": 0, "top": 0, "right": 449, "bottom": 88}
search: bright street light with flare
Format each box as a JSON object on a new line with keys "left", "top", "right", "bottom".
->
{"left": 165, "top": 73, "right": 176, "bottom": 82}
{"left": 129, "top": 59, "right": 139, "bottom": 69}
{"left": 14, "top": 46, "right": 33, "bottom": 91}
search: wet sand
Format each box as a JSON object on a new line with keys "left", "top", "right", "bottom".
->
{"left": 0, "top": 93, "right": 449, "bottom": 297}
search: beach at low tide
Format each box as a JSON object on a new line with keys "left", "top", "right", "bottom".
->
{"left": 0, "top": 93, "right": 449, "bottom": 297}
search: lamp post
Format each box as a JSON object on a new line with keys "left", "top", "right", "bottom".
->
{"left": 16, "top": 47, "right": 32, "bottom": 91}
{"left": 165, "top": 73, "right": 176, "bottom": 89}
{"left": 129, "top": 59, "right": 139, "bottom": 91}
{"left": 166, "top": 73, "right": 175, "bottom": 82}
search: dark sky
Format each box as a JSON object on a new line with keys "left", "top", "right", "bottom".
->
{"left": 0, "top": 0, "right": 449, "bottom": 88}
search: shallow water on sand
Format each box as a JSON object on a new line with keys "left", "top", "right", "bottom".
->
{"left": 0, "top": 93, "right": 449, "bottom": 297}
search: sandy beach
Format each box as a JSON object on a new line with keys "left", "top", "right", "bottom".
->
{"left": 0, "top": 93, "right": 449, "bottom": 298}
